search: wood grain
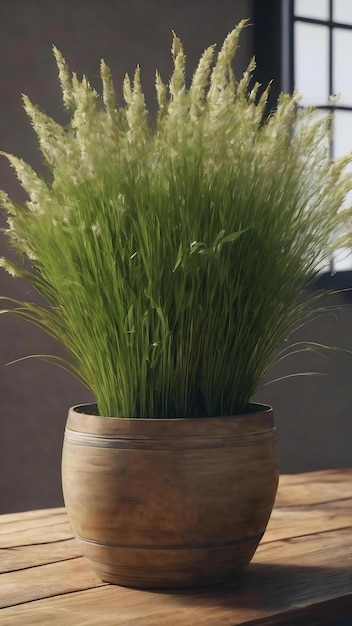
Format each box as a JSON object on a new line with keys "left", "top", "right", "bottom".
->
{"left": 1, "top": 470, "right": 351, "bottom": 625}
{"left": 0, "top": 557, "right": 105, "bottom": 608}
{"left": 0, "top": 507, "right": 73, "bottom": 550}
{"left": 0, "top": 508, "right": 66, "bottom": 532}
{"left": 0, "top": 522, "right": 73, "bottom": 549}
{"left": 0, "top": 538, "right": 82, "bottom": 573}
{"left": 265, "top": 498, "right": 352, "bottom": 542}
{"left": 274, "top": 469, "right": 352, "bottom": 506}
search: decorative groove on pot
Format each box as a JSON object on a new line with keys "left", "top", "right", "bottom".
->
{"left": 64, "top": 427, "right": 275, "bottom": 449}
{"left": 62, "top": 403, "right": 279, "bottom": 589}
{"left": 88, "top": 555, "right": 255, "bottom": 589}
{"left": 79, "top": 538, "right": 262, "bottom": 588}
{"left": 76, "top": 530, "right": 264, "bottom": 550}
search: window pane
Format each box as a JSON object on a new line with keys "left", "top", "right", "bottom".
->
{"left": 334, "top": 110, "right": 352, "bottom": 208}
{"left": 295, "top": 0, "right": 329, "bottom": 20}
{"left": 294, "top": 23, "right": 329, "bottom": 105}
{"left": 333, "top": 29, "right": 352, "bottom": 104}
{"left": 334, "top": 110, "right": 352, "bottom": 158}
{"left": 331, "top": 111, "right": 352, "bottom": 270}
{"left": 333, "top": 0, "right": 352, "bottom": 24}
{"left": 331, "top": 248, "right": 352, "bottom": 271}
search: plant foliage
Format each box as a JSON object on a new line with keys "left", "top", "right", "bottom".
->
{"left": 1, "top": 20, "right": 352, "bottom": 417}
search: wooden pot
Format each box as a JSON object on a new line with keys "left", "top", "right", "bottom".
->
{"left": 62, "top": 403, "right": 279, "bottom": 589}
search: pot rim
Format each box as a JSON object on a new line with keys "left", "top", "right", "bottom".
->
{"left": 65, "top": 402, "right": 275, "bottom": 443}
{"left": 69, "top": 401, "right": 273, "bottom": 421}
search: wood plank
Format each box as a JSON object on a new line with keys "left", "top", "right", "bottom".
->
{"left": 0, "top": 538, "right": 82, "bottom": 573}
{"left": 0, "top": 528, "right": 351, "bottom": 625}
{"left": 263, "top": 498, "right": 352, "bottom": 543}
{"left": 0, "top": 585, "right": 274, "bottom": 626}
{"left": 256, "top": 526, "right": 352, "bottom": 564}
{"left": 0, "top": 507, "right": 74, "bottom": 551}
{"left": 0, "top": 522, "right": 74, "bottom": 549}
{"left": 0, "top": 506, "right": 65, "bottom": 532}
{"left": 0, "top": 556, "right": 105, "bottom": 608}
{"left": 0, "top": 509, "right": 67, "bottom": 534}
{"left": 275, "top": 469, "right": 352, "bottom": 507}
{"left": 276, "top": 469, "right": 352, "bottom": 487}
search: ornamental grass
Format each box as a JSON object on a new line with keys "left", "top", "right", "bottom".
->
{"left": 1, "top": 20, "right": 351, "bottom": 417}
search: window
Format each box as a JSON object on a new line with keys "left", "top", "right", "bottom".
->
{"left": 254, "top": 0, "right": 352, "bottom": 280}
{"left": 291, "top": 0, "right": 352, "bottom": 273}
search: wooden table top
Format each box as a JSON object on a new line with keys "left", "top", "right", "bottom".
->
{"left": 1, "top": 469, "right": 352, "bottom": 625}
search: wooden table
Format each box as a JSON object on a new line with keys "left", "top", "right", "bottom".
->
{"left": 1, "top": 470, "right": 352, "bottom": 625}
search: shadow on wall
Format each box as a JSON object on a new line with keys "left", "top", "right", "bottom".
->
{"left": 0, "top": 0, "right": 253, "bottom": 514}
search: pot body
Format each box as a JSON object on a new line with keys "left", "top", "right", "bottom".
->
{"left": 62, "top": 403, "right": 279, "bottom": 589}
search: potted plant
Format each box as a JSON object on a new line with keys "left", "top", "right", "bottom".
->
{"left": 1, "top": 20, "right": 351, "bottom": 589}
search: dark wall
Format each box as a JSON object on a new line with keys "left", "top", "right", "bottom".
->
{"left": 253, "top": 290, "right": 352, "bottom": 473}
{"left": 0, "top": 0, "right": 253, "bottom": 513}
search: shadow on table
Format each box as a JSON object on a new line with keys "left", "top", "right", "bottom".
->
{"left": 149, "top": 561, "right": 352, "bottom": 625}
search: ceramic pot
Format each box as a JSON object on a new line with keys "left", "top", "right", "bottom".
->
{"left": 62, "top": 402, "right": 279, "bottom": 589}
